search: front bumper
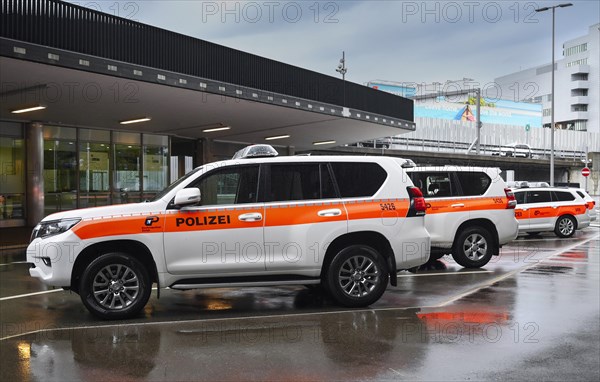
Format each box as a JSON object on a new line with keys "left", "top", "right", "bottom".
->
{"left": 26, "top": 231, "right": 83, "bottom": 287}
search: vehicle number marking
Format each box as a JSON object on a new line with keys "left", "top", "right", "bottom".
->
{"left": 380, "top": 203, "right": 396, "bottom": 211}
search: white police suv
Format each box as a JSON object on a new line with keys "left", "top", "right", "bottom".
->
{"left": 27, "top": 145, "right": 431, "bottom": 319}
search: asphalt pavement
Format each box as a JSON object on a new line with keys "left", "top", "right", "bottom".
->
{"left": 0, "top": 227, "right": 598, "bottom": 381}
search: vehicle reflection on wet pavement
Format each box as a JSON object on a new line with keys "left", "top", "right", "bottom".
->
{"left": 1, "top": 229, "right": 598, "bottom": 381}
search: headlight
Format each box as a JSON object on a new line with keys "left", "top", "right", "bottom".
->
{"left": 31, "top": 218, "right": 81, "bottom": 241}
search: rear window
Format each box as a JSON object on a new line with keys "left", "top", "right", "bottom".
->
{"left": 409, "top": 172, "right": 455, "bottom": 198}
{"left": 514, "top": 191, "right": 526, "bottom": 204}
{"left": 331, "top": 162, "right": 387, "bottom": 197}
{"left": 576, "top": 191, "right": 585, "bottom": 199}
{"left": 455, "top": 172, "right": 492, "bottom": 196}
{"left": 552, "top": 191, "right": 575, "bottom": 202}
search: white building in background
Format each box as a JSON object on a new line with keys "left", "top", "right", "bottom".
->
{"left": 495, "top": 23, "right": 600, "bottom": 134}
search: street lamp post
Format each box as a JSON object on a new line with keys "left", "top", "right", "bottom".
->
{"left": 535, "top": 3, "right": 573, "bottom": 187}
{"left": 336, "top": 51, "right": 347, "bottom": 106}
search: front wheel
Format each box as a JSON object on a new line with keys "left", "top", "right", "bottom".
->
{"left": 326, "top": 245, "right": 389, "bottom": 308}
{"left": 555, "top": 215, "right": 576, "bottom": 238}
{"left": 79, "top": 253, "right": 151, "bottom": 320}
{"left": 452, "top": 227, "right": 495, "bottom": 268}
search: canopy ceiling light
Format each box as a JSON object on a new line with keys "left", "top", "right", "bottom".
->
{"left": 265, "top": 135, "right": 290, "bottom": 141}
{"left": 313, "top": 140, "right": 336, "bottom": 146}
{"left": 119, "top": 117, "right": 151, "bottom": 125}
{"left": 202, "top": 126, "right": 231, "bottom": 133}
{"left": 11, "top": 105, "right": 46, "bottom": 114}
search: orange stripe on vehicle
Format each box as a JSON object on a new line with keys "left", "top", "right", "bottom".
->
{"left": 264, "top": 203, "right": 346, "bottom": 227}
{"left": 73, "top": 214, "right": 166, "bottom": 240}
{"left": 165, "top": 209, "right": 263, "bottom": 232}
{"left": 344, "top": 199, "right": 409, "bottom": 220}
{"left": 515, "top": 204, "right": 587, "bottom": 220}
{"left": 425, "top": 197, "right": 509, "bottom": 214}
{"left": 71, "top": 199, "right": 415, "bottom": 240}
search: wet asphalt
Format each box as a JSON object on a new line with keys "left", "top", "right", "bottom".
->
{"left": 0, "top": 227, "right": 598, "bottom": 381}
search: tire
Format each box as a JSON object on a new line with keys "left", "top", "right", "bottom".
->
{"left": 325, "top": 245, "right": 389, "bottom": 308}
{"left": 79, "top": 253, "right": 152, "bottom": 320}
{"left": 451, "top": 227, "right": 495, "bottom": 268}
{"left": 555, "top": 215, "right": 576, "bottom": 238}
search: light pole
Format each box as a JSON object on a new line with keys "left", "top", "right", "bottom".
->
{"left": 535, "top": 3, "right": 573, "bottom": 186}
{"left": 336, "top": 51, "right": 347, "bottom": 105}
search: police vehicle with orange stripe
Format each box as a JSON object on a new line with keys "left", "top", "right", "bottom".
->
{"left": 27, "top": 145, "right": 430, "bottom": 319}
{"left": 512, "top": 187, "right": 591, "bottom": 238}
{"left": 407, "top": 166, "right": 518, "bottom": 268}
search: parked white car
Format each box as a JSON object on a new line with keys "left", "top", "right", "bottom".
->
{"left": 513, "top": 187, "right": 591, "bottom": 237}
{"left": 27, "top": 145, "right": 431, "bottom": 319}
{"left": 407, "top": 166, "right": 518, "bottom": 268}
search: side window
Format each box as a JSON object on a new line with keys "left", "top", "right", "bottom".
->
{"left": 188, "top": 165, "right": 259, "bottom": 206}
{"left": 552, "top": 191, "right": 575, "bottom": 202}
{"left": 320, "top": 164, "right": 337, "bottom": 199}
{"left": 455, "top": 172, "right": 491, "bottom": 196}
{"left": 409, "top": 172, "right": 453, "bottom": 198}
{"left": 331, "top": 162, "right": 387, "bottom": 198}
{"left": 269, "top": 164, "right": 331, "bottom": 202}
{"left": 526, "top": 191, "right": 552, "bottom": 204}
{"left": 514, "top": 191, "right": 526, "bottom": 204}
{"left": 576, "top": 191, "right": 585, "bottom": 199}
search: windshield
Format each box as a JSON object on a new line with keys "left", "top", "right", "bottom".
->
{"left": 151, "top": 166, "right": 203, "bottom": 202}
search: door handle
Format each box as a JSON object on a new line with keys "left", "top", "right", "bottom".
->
{"left": 238, "top": 212, "right": 262, "bottom": 222}
{"left": 318, "top": 208, "right": 342, "bottom": 217}
{"left": 451, "top": 203, "right": 465, "bottom": 208}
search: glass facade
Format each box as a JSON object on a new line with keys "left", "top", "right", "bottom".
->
{"left": 0, "top": 122, "right": 25, "bottom": 225}
{"left": 79, "top": 130, "right": 111, "bottom": 208}
{"left": 40, "top": 126, "right": 169, "bottom": 216}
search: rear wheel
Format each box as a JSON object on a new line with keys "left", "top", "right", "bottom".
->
{"left": 79, "top": 253, "right": 151, "bottom": 320}
{"left": 555, "top": 216, "right": 576, "bottom": 238}
{"left": 451, "top": 227, "right": 495, "bottom": 268}
{"left": 326, "top": 245, "right": 389, "bottom": 308}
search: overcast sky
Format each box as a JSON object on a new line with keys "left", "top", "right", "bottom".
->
{"left": 72, "top": 1, "right": 599, "bottom": 86}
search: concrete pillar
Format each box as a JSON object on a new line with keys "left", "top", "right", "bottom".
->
{"left": 200, "top": 138, "right": 213, "bottom": 165}
{"left": 26, "top": 122, "right": 44, "bottom": 226}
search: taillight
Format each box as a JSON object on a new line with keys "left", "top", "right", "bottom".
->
{"left": 504, "top": 188, "right": 516, "bottom": 209}
{"left": 407, "top": 186, "right": 427, "bottom": 216}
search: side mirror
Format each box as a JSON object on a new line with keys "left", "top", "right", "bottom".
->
{"left": 174, "top": 188, "right": 201, "bottom": 206}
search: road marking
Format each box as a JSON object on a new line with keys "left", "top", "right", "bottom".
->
{"left": 0, "top": 289, "right": 64, "bottom": 301}
{"left": 436, "top": 234, "right": 598, "bottom": 307}
{"left": 1, "top": 234, "right": 597, "bottom": 341}
{"left": 0, "top": 270, "right": 491, "bottom": 302}
{"left": 513, "top": 238, "right": 582, "bottom": 242}
{"left": 398, "top": 270, "right": 492, "bottom": 277}
{"left": 0, "top": 287, "right": 159, "bottom": 301}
